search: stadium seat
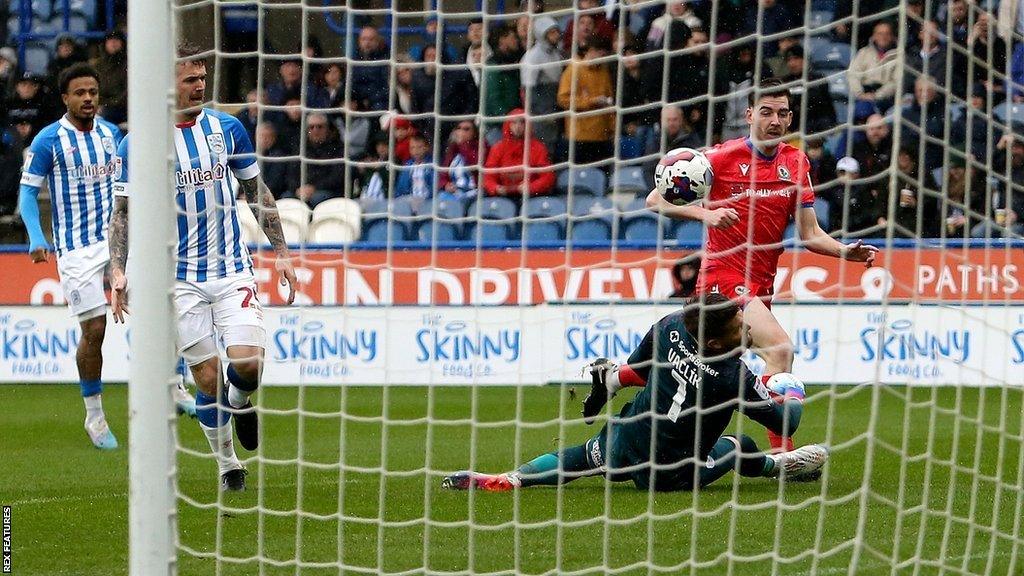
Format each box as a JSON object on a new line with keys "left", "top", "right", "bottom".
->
{"left": 23, "top": 41, "right": 50, "bottom": 75}
{"left": 467, "top": 221, "right": 513, "bottom": 242}
{"left": 808, "top": 10, "right": 832, "bottom": 31}
{"left": 308, "top": 198, "right": 361, "bottom": 244}
{"left": 8, "top": 0, "right": 52, "bottom": 19}
{"left": 236, "top": 203, "right": 262, "bottom": 246}
{"left": 813, "top": 198, "right": 830, "bottom": 230}
{"left": 523, "top": 196, "right": 568, "bottom": 241}
{"left": 994, "top": 102, "right": 1024, "bottom": 126}
{"left": 824, "top": 42, "right": 852, "bottom": 70}
{"left": 467, "top": 196, "right": 517, "bottom": 221}
{"left": 362, "top": 218, "right": 408, "bottom": 243}
{"left": 609, "top": 165, "right": 650, "bottom": 195}
{"left": 49, "top": 12, "right": 87, "bottom": 33}
{"left": 807, "top": 37, "right": 833, "bottom": 65}
{"left": 832, "top": 99, "right": 849, "bottom": 124}
{"left": 523, "top": 221, "right": 563, "bottom": 243}
{"left": 557, "top": 167, "right": 607, "bottom": 196}
{"left": 274, "top": 198, "right": 312, "bottom": 245}
{"left": 623, "top": 215, "right": 663, "bottom": 242}
{"left": 570, "top": 219, "right": 612, "bottom": 244}
{"left": 571, "top": 195, "right": 615, "bottom": 220}
{"left": 827, "top": 72, "right": 849, "bottom": 98}
{"left": 525, "top": 196, "right": 567, "bottom": 219}
{"left": 422, "top": 196, "right": 467, "bottom": 220}
{"left": 674, "top": 221, "right": 704, "bottom": 245}
{"left": 416, "top": 220, "right": 459, "bottom": 242}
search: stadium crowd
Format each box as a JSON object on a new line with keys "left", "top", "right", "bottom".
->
{"left": 1, "top": 0, "right": 1023, "bottom": 243}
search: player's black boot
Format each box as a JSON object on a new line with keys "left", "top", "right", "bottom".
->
{"left": 233, "top": 403, "right": 259, "bottom": 451}
{"left": 221, "top": 468, "right": 247, "bottom": 492}
{"left": 582, "top": 358, "right": 618, "bottom": 425}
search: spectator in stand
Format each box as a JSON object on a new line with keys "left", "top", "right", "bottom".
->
{"left": 766, "top": 35, "right": 799, "bottom": 79}
{"left": 91, "top": 30, "right": 127, "bottom": 125}
{"left": 805, "top": 138, "right": 839, "bottom": 231}
{"left": 557, "top": 35, "right": 614, "bottom": 166}
{"left": 218, "top": 0, "right": 259, "bottom": 101}
{"left": 740, "top": 0, "right": 795, "bottom": 55}
{"left": 285, "top": 112, "right": 345, "bottom": 207}
{"left": 650, "top": 105, "right": 702, "bottom": 153}
{"left": 956, "top": 83, "right": 1004, "bottom": 172}
{"left": 350, "top": 26, "right": 390, "bottom": 111}
{"left": 438, "top": 120, "right": 483, "bottom": 200}
{"left": 835, "top": 156, "right": 878, "bottom": 235}
{"left": 482, "top": 109, "right": 555, "bottom": 198}
{"left": 484, "top": 26, "right": 523, "bottom": 140}
{"left": 235, "top": 89, "right": 260, "bottom": 144}
{"left": 939, "top": 0, "right": 970, "bottom": 99}
{"left": 516, "top": 15, "right": 532, "bottom": 51}
{"left": 570, "top": 14, "right": 598, "bottom": 52}
{"left": 780, "top": 45, "right": 836, "bottom": 135}
{"left": 986, "top": 136, "right": 1024, "bottom": 236}
{"left": 645, "top": 0, "right": 700, "bottom": 51}
{"left": 394, "top": 56, "right": 416, "bottom": 116}
{"left": 337, "top": 97, "right": 372, "bottom": 160}
{"left": 356, "top": 133, "right": 391, "bottom": 201}
{"left": 411, "top": 46, "right": 440, "bottom": 140}
{"left": 266, "top": 59, "right": 329, "bottom": 108}
{"left": 5, "top": 72, "right": 55, "bottom": 138}
{"left": 439, "top": 44, "right": 483, "bottom": 129}
{"left": 847, "top": 21, "right": 898, "bottom": 116}
{"left": 714, "top": 42, "right": 759, "bottom": 142}
{"left": 942, "top": 155, "right": 987, "bottom": 237}
{"left": 394, "top": 134, "right": 435, "bottom": 200}
{"left": 390, "top": 116, "right": 417, "bottom": 164}
{"left": 620, "top": 42, "right": 658, "bottom": 159}
{"left": 967, "top": 12, "right": 1007, "bottom": 106}
{"left": 903, "top": 20, "right": 947, "bottom": 98}
{"left": 851, "top": 113, "right": 893, "bottom": 180}
{"left": 255, "top": 123, "right": 297, "bottom": 199}
{"left": 891, "top": 145, "right": 941, "bottom": 238}
{"left": 669, "top": 28, "right": 711, "bottom": 135}
{"left": 324, "top": 62, "right": 346, "bottom": 110}
{"left": 461, "top": 18, "right": 484, "bottom": 61}
{"left": 521, "top": 15, "right": 564, "bottom": 150}
{"left": 272, "top": 98, "right": 303, "bottom": 154}
{"left": 900, "top": 77, "right": 945, "bottom": 171}
{"left": 564, "top": 0, "right": 616, "bottom": 54}
{"left": 0, "top": 123, "right": 25, "bottom": 219}
{"left": 903, "top": 0, "right": 925, "bottom": 51}
{"left": 832, "top": 0, "right": 888, "bottom": 47}
{"left": 47, "top": 35, "right": 86, "bottom": 99}
{"left": 0, "top": 48, "right": 16, "bottom": 109}
{"left": 409, "top": 16, "right": 460, "bottom": 64}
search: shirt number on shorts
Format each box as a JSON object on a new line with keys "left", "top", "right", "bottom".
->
{"left": 237, "top": 286, "right": 258, "bottom": 308}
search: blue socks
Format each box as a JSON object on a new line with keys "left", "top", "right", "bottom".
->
{"left": 80, "top": 379, "right": 102, "bottom": 398}
{"left": 226, "top": 364, "right": 258, "bottom": 392}
{"left": 195, "top": 388, "right": 232, "bottom": 428}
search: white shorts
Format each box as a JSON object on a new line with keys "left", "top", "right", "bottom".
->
{"left": 56, "top": 241, "right": 109, "bottom": 319}
{"left": 174, "top": 273, "right": 266, "bottom": 358}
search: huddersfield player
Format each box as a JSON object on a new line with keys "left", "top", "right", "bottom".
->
{"left": 18, "top": 64, "right": 194, "bottom": 449}
{"left": 443, "top": 294, "right": 827, "bottom": 492}
{"left": 108, "top": 44, "right": 297, "bottom": 491}
{"left": 646, "top": 78, "right": 877, "bottom": 452}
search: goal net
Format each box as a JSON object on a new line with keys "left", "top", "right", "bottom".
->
{"left": 135, "top": 0, "right": 1024, "bottom": 574}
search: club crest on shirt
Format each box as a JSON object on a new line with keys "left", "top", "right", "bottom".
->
{"left": 206, "top": 133, "right": 226, "bottom": 155}
{"left": 101, "top": 137, "right": 115, "bottom": 155}
{"left": 669, "top": 330, "right": 680, "bottom": 343}
{"left": 734, "top": 286, "right": 749, "bottom": 296}
{"left": 739, "top": 163, "right": 750, "bottom": 176}
{"left": 777, "top": 165, "right": 792, "bottom": 182}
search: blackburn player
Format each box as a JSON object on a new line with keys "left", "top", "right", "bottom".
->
{"left": 108, "top": 43, "right": 297, "bottom": 491}
{"left": 443, "top": 293, "right": 828, "bottom": 492}
{"left": 18, "top": 63, "right": 195, "bottom": 450}
{"left": 643, "top": 78, "right": 877, "bottom": 452}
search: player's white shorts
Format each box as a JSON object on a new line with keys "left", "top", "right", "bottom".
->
{"left": 56, "top": 241, "right": 109, "bottom": 320}
{"left": 174, "top": 273, "right": 266, "bottom": 364}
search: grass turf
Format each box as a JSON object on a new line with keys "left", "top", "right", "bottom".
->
{"left": 2, "top": 383, "right": 1024, "bottom": 575}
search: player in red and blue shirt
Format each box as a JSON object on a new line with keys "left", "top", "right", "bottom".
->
{"left": 647, "top": 78, "right": 877, "bottom": 452}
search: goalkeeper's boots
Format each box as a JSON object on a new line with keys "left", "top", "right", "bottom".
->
{"left": 770, "top": 444, "right": 829, "bottom": 479}
{"left": 221, "top": 468, "right": 248, "bottom": 492}
{"left": 233, "top": 402, "right": 259, "bottom": 451}
{"left": 441, "top": 471, "right": 516, "bottom": 492}
{"left": 582, "top": 357, "right": 618, "bottom": 425}
{"left": 173, "top": 379, "right": 197, "bottom": 419}
{"left": 85, "top": 415, "right": 118, "bottom": 450}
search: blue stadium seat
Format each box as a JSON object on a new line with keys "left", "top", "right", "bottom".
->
{"left": 525, "top": 196, "right": 567, "bottom": 219}
{"left": 623, "top": 215, "right": 662, "bottom": 242}
{"left": 523, "top": 222, "right": 563, "bottom": 243}
{"left": 359, "top": 197, "right": 388, "bottom": 218}
{"left": 467, "top": 196, "right": 517, "bottom": 221}
{"left": 571, "top": 195, "right": 615, "bottom": 220}
{"left": 994, "top": 102, "right": 1024, "bottom": 126}
{"left": 557, "top": 167, "right": 607, "bottom": 196}
{"left": 23, "top": 41, "right": 50, "bottom": 74}
{"left": 808, "top": 10, "right": 833, "bottom": 31}
{"left": 416, "top": 220, "right": 460, "bottom": 242}
{"left": 811, "top": 0, "right": 836, "bottom": 10}
{"left": 832, "top": 99, "right": 849, "bottom": 124}
{"left": 827, "top": 72, "right": 849, "bottom": 98}
{"left": 609, "top": 165, "right": 649, "bottom": 194}
{"left": 422, "top": 196, "right": 467, "bottom": 220}
{"left": 467, "top": 221, "right": 513, "bottom": 242}
{"left": 8, "top": 0, "right": 51, "bottom": 19}
{"left": 823, "top": 42, "right": 852, "bottom": 70}
{"left": 812, "top": 198, "right": 830, "bottom": 230}
{"left": 675, "top": 221, "right": 704, "bottom": 245}
{"left": 524, "top": 196, "right": 567, "bottom": 243}
{"left": 570, "top": 219, "right": 612, "bottom": 243}
{"left": 363, "top": 219, "right": 408, "bottom": 243}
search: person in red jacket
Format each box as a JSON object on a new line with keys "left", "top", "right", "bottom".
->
{"left": 482, "top": 108, "right": 555, "bottom": 197}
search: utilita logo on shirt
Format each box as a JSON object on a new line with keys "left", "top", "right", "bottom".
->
{"left": 65, "top": 160, "right": 118, "bottom": 181}
{"left": 175, "top": 162, "right": 226, "bottom": 192}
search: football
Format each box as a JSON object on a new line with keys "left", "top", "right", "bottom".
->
{"left": 654, "top": 147, "right": 714, "bottom": 205}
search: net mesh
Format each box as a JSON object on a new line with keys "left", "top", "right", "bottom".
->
{"left": 155, "top": 0, "right": 1024, "bottom": 574}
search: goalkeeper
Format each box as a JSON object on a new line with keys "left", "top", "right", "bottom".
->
{"left": 443, "top": 293, "right": 827, "bottom": 492}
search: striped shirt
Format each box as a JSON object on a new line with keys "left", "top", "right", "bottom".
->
{"left": 114, "top": 109, "right": 260, "bottom": 282}
{"left": 20, "top": 116, "right": 123, "bottom": 255}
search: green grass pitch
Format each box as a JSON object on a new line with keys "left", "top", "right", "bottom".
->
{"left": 2, "top": 383, "right": 1024, "bottom": 575}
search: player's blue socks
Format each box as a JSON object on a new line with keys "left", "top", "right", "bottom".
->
{"left": 226, "top": 364, "right": 258, "bottom": 409}
{"left": 196, "top": 389, "right": 231, "bottom": 428}
{"left": 513, "top": 445, "right": 597, "bottom": 487}
{"left": 80, "top": 379, "right": 102, "bottom": 398}
{"left": 175, "top": 358, "right": 187, "bottom": 378}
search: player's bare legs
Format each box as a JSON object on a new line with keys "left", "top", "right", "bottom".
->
{"left": 742, "top": 297, "right": 796, "bottom": 452}
{"left": 78, "top": 313, "right": 116, "bottom": 449}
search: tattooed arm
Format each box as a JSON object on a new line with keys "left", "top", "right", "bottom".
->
{"left": 239, "top": 176, "right": 297, "bottom": 305}
{"left": 109, "top": 196, "right": 130, "bottom": 322}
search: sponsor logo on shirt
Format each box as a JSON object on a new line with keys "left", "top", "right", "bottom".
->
{"left": 176, "top": 162, "right": 227, "bottom": 192}
{"left": 65, "top": 160, "right": 118, "bottom": 181}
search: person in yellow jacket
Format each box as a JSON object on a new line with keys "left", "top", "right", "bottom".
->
{"left": 557, "top": 35, "right": 615, "bottom": 167}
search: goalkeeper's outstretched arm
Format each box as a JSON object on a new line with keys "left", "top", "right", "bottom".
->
{"left": 645, "top": 188, "right": 740, "bottom": 229}
{"left": 238, "top": 175, "right": 298, "bottom": 305}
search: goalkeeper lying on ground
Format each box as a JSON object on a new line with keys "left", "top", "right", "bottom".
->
{"left": 442, "top": 293, "right": 828, "bottom": 492}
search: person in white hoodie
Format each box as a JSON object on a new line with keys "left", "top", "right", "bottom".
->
{"left": 520, "top": 15, "right": 565, "bottom": 149}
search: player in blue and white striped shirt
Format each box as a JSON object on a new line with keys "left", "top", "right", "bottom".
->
{"left": 19, "top": 64, "right": 124, "bottom": 450}
{"left": 108, "top": 43, "right": 296, "bottom": 491}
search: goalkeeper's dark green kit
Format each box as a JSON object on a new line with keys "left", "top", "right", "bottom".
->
{"left": 517, "top": 310, "right": 804, "bottom": 491}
